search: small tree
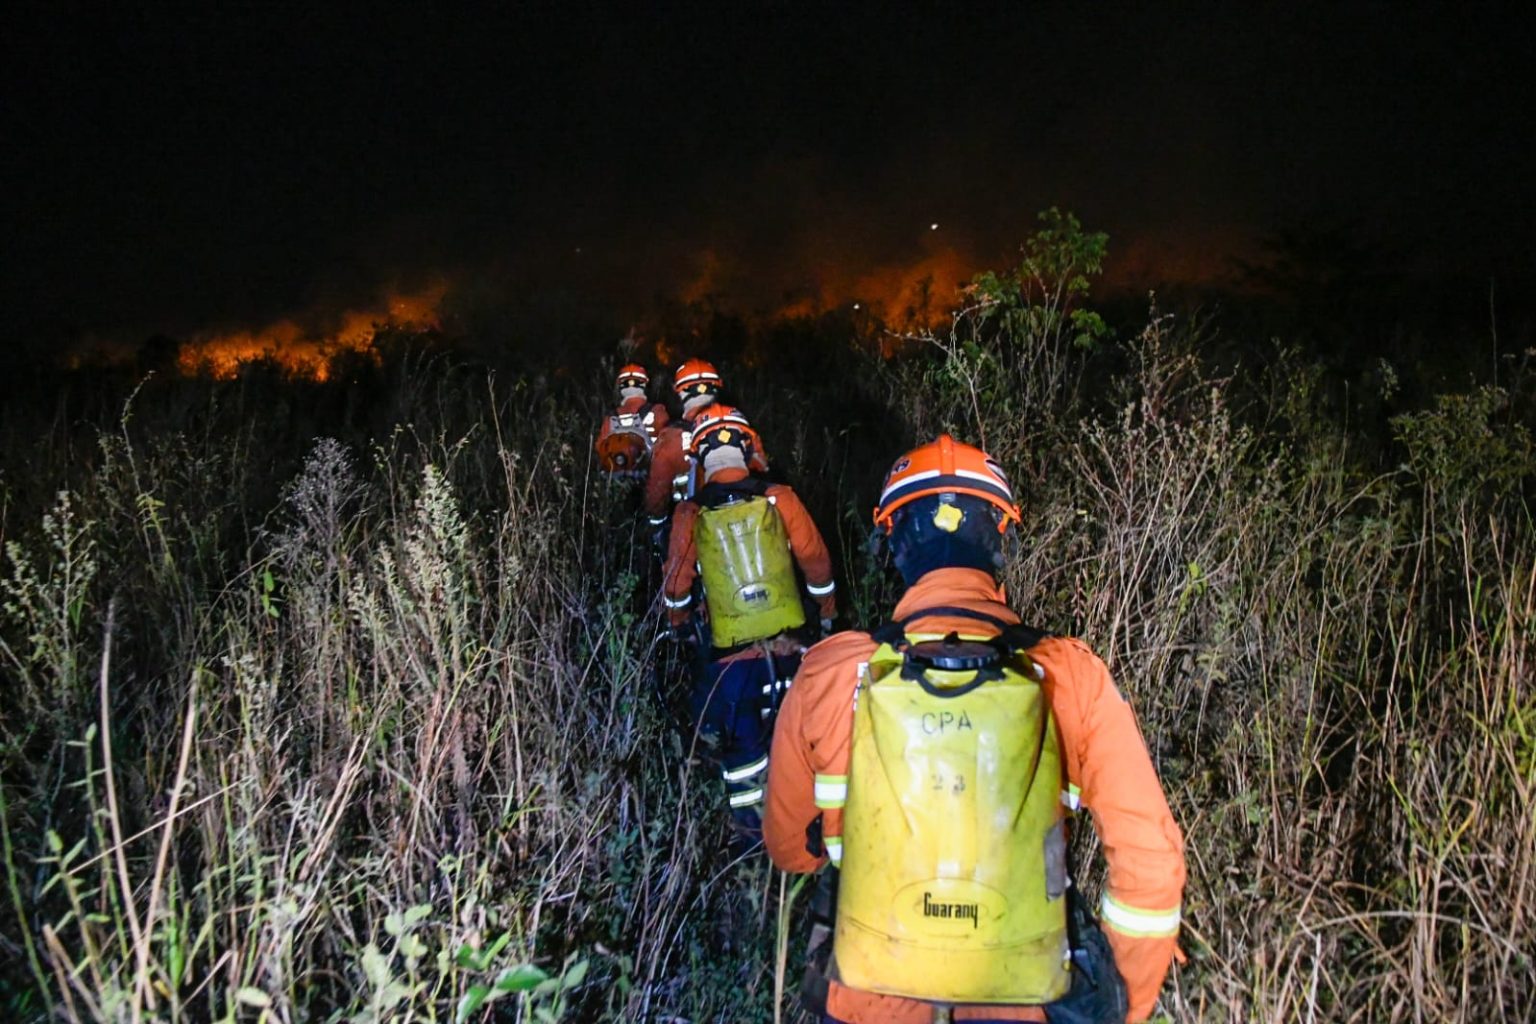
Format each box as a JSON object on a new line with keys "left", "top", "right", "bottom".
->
{"left": 908, "top": 208, "right": 1112, "bottom": 449}
{"left": 970, "top": 206, "right": 1110, "bottom": 358}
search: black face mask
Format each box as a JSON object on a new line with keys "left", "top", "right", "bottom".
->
{"left": 886, "top": 495, "right": 1005, "bottom": 587}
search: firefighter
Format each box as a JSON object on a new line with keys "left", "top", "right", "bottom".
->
{"left": 661, "top": 403, "right": 836, "bottom": 843}
{"left": 594, "top": 363, "right": 668, "bottom": 478}
{"left": 642, "top": 358, "right": 768, "bottom": 537}
{"left": 764, "top": 435, "right": 1186, "bottom": 1024}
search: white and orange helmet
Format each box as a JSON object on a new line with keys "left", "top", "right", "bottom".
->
{"left": 687, "top": 402, "right": 762, "bottom": 461}
{"left": 673, "top": 358, "right": 723, "bottom": 401}
{"left": 873, "top": 434, "right": 1020, "bottom": 534}
{"left": 616, "top": 363, "right": 649, "bottom": 392}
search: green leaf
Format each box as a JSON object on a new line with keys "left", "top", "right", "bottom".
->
{"left": 456, "top": 932, "right": 512, "bottom": 971}
{"left": 377, "top": 980, "right": 412, "bottom": 1011}
{"left": 493, "top": 963, "right": 549, "bottom": 993}
{"left": 404, "top": 903, "right": 432, "bottom": 927}
{"left": 484, "top": 932, "right": 511, "bottom": 961}
{"left": 400, "top": 933, "right": 428, "bottom": 959}
{"left": 561, "top": 958, "right": 589, "bottom": 989}
{"left": 455, "top": 984, "right": 491, "bottom": 1022}
{"left": 165, "top": 918, "right": 186, "bottom": 987}
{"left": 361, "top": 944, "right": 391, "bottom": 988}
{"left": 235, "top": 987, "right": 272, "bottom": 1008}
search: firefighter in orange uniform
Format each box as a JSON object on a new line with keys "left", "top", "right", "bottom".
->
{"left": 594, "top": 363, "right": 668, "bottom": 477}
{"left": 643, "top": 358, "right": 768, "bottom": 534}
{"left": 662, "top": 404, "right": 836, "bottom": 840}
{"left": 765, "top": 436, "right": 1185, "bottom": 1024}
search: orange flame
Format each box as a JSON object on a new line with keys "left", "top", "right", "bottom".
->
{"left": 176, "top": 283, "right": 447, "bottom": 381}
{"left": 770, "top": 246, "right": 973, "bottom": 329}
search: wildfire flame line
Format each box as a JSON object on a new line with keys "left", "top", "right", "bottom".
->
{"left": 773, "top": 246, "right": 973, "bottom": 327}
{"left": 176, "top": 283, "right": 447, "bottom": 381}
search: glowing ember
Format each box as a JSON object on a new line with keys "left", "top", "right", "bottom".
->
{"left": 176, "top": 283, "right": 447, "bottom": 380}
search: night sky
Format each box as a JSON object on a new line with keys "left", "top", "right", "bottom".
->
{"left": 6, "top": 4, "right": 1533, "bottom": 349}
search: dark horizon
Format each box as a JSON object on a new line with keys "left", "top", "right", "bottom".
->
{"left": 6, "top": 4, "right": 1534, "bottom": 351}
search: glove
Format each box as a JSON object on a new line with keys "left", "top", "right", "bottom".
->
{"left": 1044, "top": 887, "right": 1130, "bottom": 1024}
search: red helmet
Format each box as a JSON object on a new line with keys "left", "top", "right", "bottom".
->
{"left": 673, "top": 358, "right": 723, "bottom": 400}
{"left": 616, "top": 363, "right": 649, "bottom": 390}
{"left": 873, "top": 435, "right": 1020, "bottom": 533}
{"left": 687, "top": 403, "right": 761, "bottom": 460}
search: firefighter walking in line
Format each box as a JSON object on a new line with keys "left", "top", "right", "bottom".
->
{"left": 643, "top": 358, "right": 768, "bottom": 541}
{"left": 662, "top": 403, "right": 836, "bottom": 842}
{"left": 764, "top": 435, "right": 1185, "bottom": 1024}
{"left": 594, "top": 363, "right": 669, "bottom": 478}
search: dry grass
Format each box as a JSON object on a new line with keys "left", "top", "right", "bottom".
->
{"left": 891, "top": 307, "right": 1535, "bottom": 1022}
{"left": 1, "top": 302, "right": 1532, "bottom": 1023}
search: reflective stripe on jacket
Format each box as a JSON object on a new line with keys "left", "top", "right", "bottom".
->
{"left": 764, "top": 567, "right": 1185, "bottom": 1023}
{"left": 661, "top": 469, "right": 836, "bottom": 629}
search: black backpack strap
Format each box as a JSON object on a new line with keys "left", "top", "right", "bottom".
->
{"left": 874, "top": 605, "right": 1049, "bottom": 652}
{"left": 696, "top": 475, "right": 770, "bottom": 509}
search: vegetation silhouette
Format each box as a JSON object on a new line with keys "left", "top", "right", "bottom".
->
{"left": 1, "top": 212, "right": 1532, "bottom": 1022}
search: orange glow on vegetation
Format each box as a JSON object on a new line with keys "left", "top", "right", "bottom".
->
{"left": 847, "top": 246, "right": 972, "bottom": 327}
{"left": 772, "top": 246, "right": 973, "bottom": 329}
{"left": 655, "top": 335, "right": 680, "bottom": 370}
{"left": 678, "top": 249, "right": 724, "bottom": 307}
{"left": 176, "top": 283, "right": 447, "bottom": 380}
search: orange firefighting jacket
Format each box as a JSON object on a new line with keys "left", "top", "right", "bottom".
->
{"left": 642, "top": 414, "right": 769, "bottom": 522}
{"left": 765, "top": 568, "right": 1185, "bottom": 1024}
{"left": 662, "top": 467, "right": 836, "bottom": 632}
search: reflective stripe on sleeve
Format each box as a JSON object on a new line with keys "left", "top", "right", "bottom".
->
{"left": 722, "top": 756, "right": 769, "bottom": 783}
{"left": 648, "top": 515, "right": 668, "bottom": 526}
{"left": 1060, "top": 783, "right": 1082, "bottom": 811}
{"left": 662, "top": 593, "right": 692, "bottom": 609}
{"left": 824, "top": 836, "right": 843, "bottom": 866}
{"left": 728, "top": 787, "right": 764, "bottom": 809}
{"left": 1100, "top": 894, "right": 1181, "bottom": 937}
{"left": 814, "top": 774, "right": 847, "bottom": 809}
{"left": 806, "top": 580, "right": 836, "bottom": 596}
